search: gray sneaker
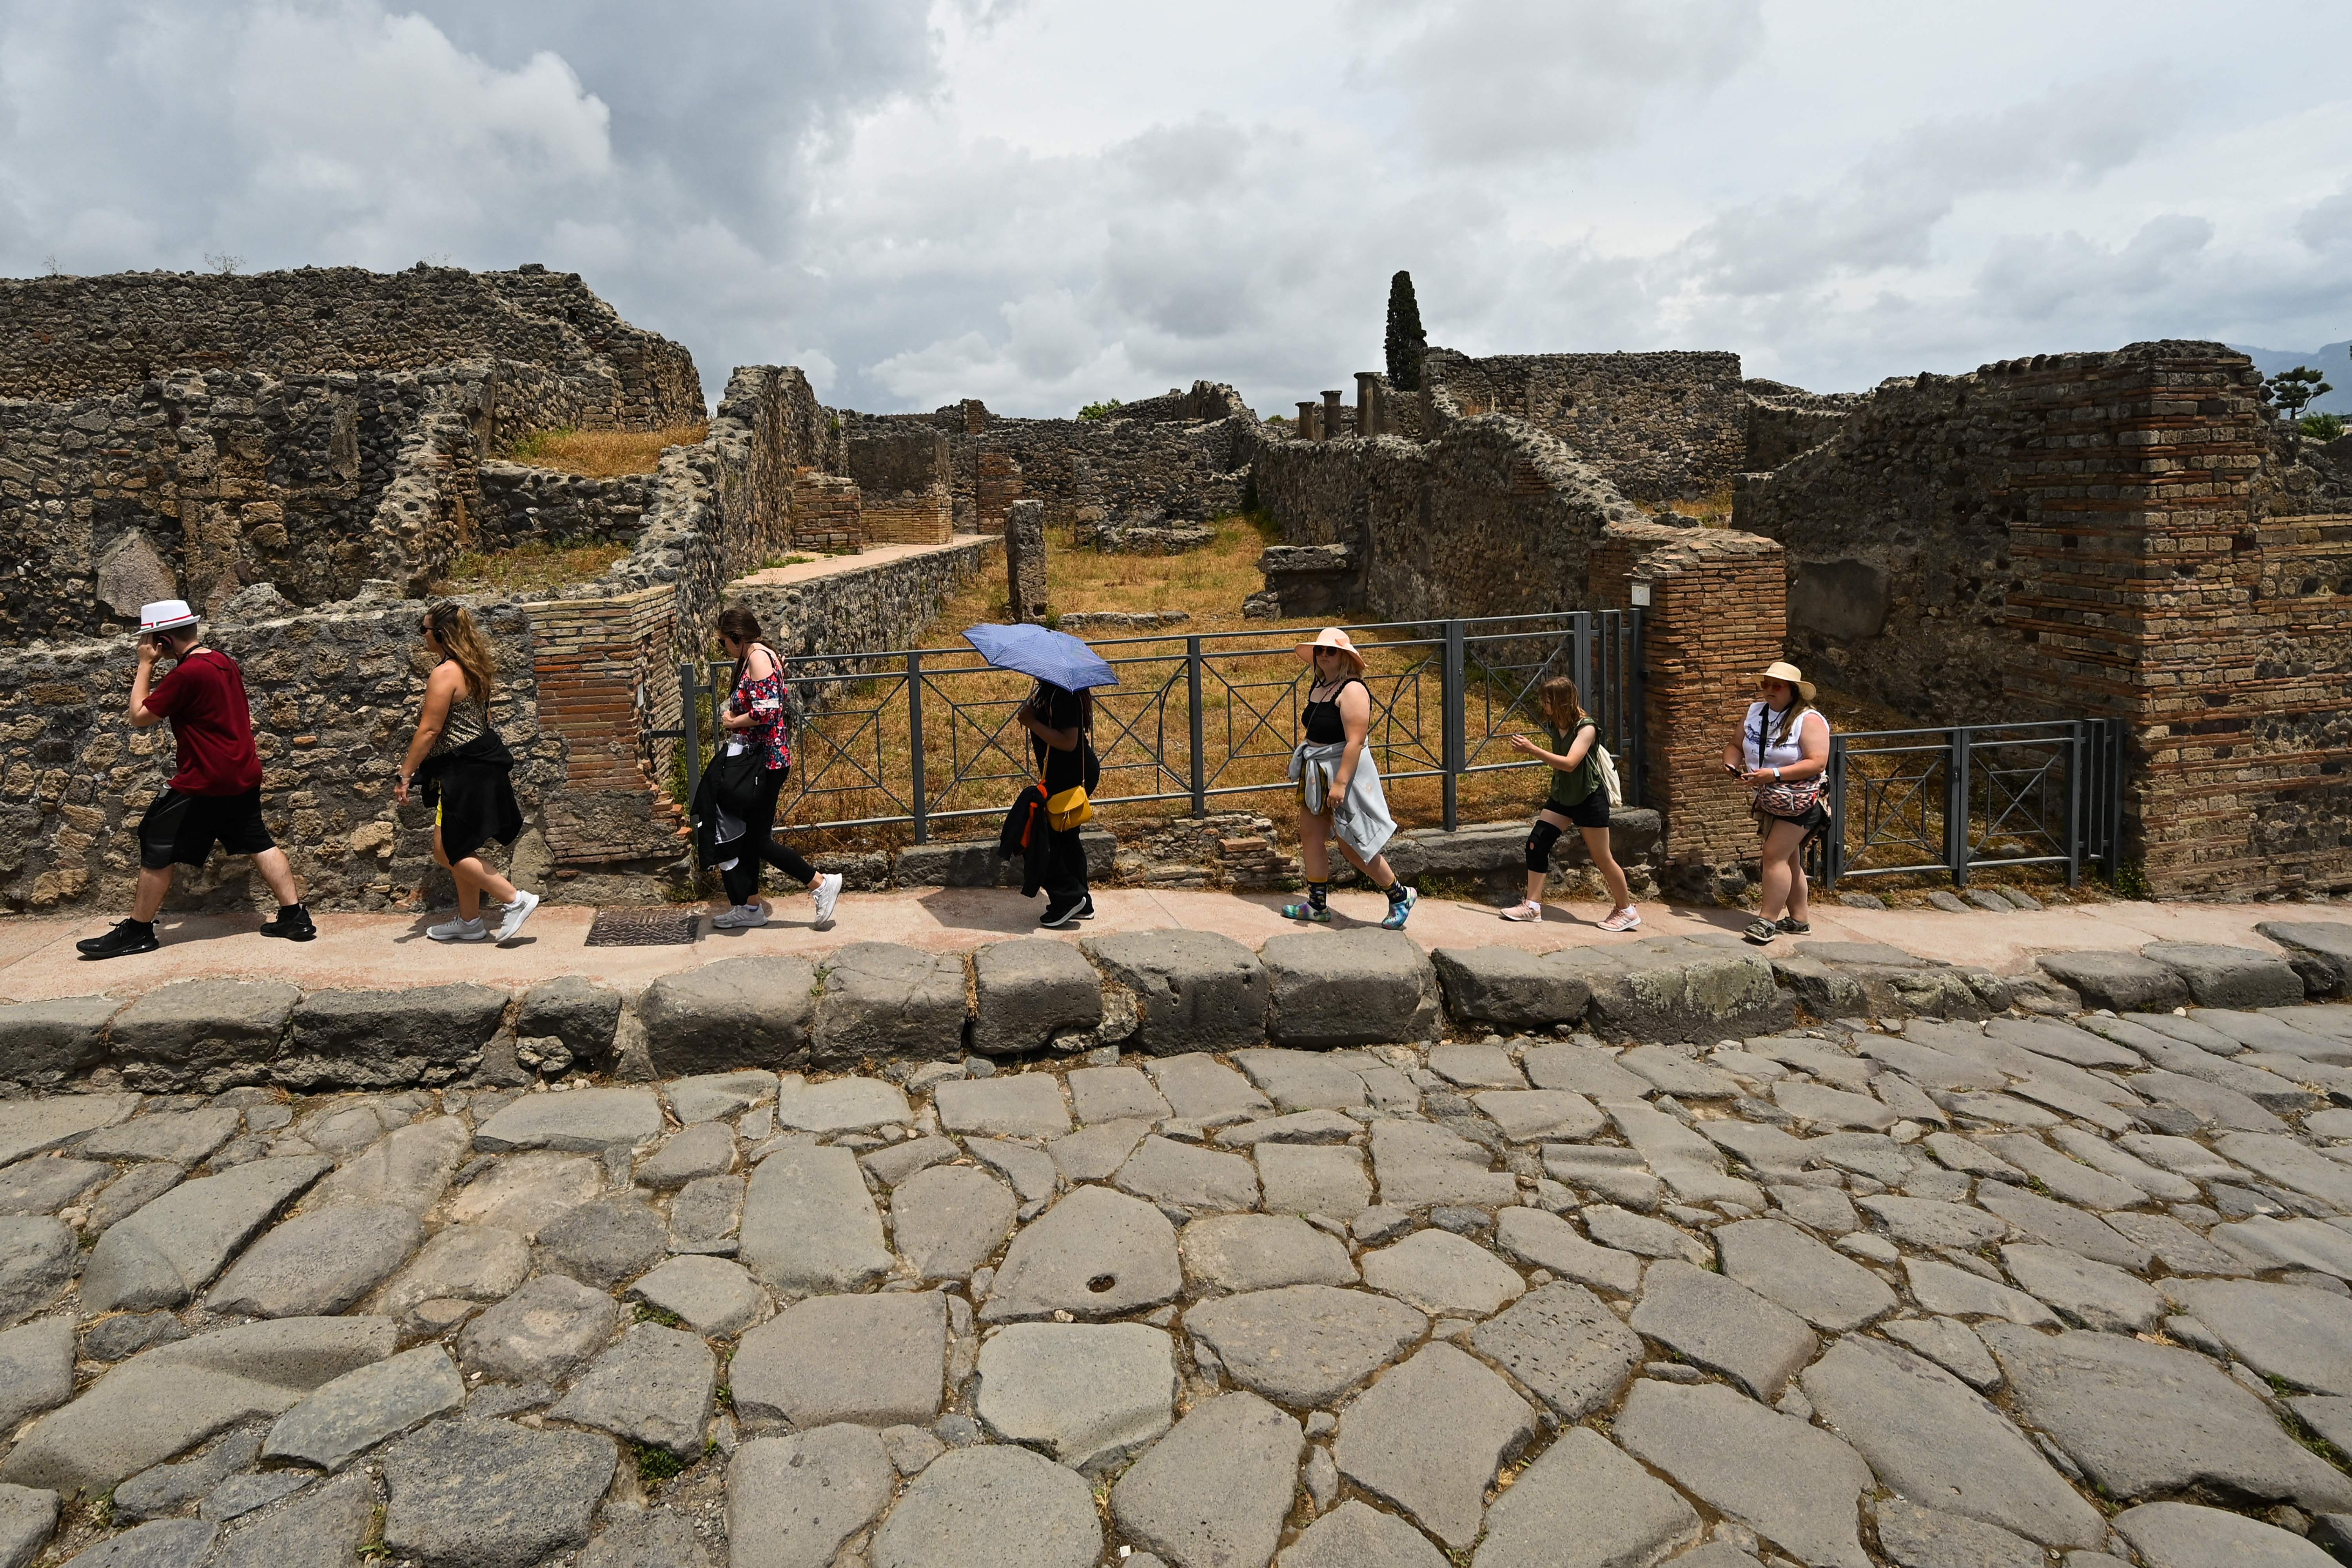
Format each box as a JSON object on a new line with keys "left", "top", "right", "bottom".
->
{"left": 712, "top": 903, "right": 768, "bottom": 929}
{"left": 428, "top": 915, "right": 486, "bottom": 944}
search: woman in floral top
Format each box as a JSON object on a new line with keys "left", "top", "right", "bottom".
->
{"left": 711, "top": 606, "right": 843, "bottom": 929}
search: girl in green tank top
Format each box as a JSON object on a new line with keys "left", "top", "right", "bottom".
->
{"left": 1504, "top": 676, "right": 1638, "bottom": 930}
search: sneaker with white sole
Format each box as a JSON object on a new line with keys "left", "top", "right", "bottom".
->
{"left": 713, "top": 903, "right": 768, "bottom": 929}
{"left": 428, "top": 915, "right": 487, "bottom": 943}
{"left": 495, "top": 890, "right": 540, "bottom": 943}
{"left": 1379, "top": 886, "right": 1419, "bottom": 930}
{"left": 811, "top": 873, "right": 843, "bottom": 930}
{"left": 1500, "top": 900, "right": 1543, "bottom": 922}
{"left": 1599, "top": 906, "right": 1642, "bottom": 933}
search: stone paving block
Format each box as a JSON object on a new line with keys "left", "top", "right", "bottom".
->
{"left": 1858, "top": 1037, "right": 2007, "bottom": 1093}
{"left": 734, "top": 1292, "right": 946, "bottom": 1428}
{"left": 664, "top": 1070, "right": 779, "bottom": 1125}
{"left": 1769, "top": 1183, "right": 1858, "bottom": 1236}
{"left": 104, "top": 981, "right": 298, "bottom": 1093}
{"left": 2114, "top": 1501, "right": 2337, "bottom": 1568}
{"left": 892, "top": 1163, "right": 1017, "bottom": 1281}
{"left": 514, "top": 975, "right": 621, "bottom": 1067}
{"left": 2258, "top": 921, "right": 2352, "bottom": 998}
{"left": 0, "top": 999, "right": 120, "bottom": 1085}
{"left": 1361, "top": 1229, "right": 1524, "bottom": 1317}
{"left": 1114, "top": 1135, "right": 1258, "bottom": 1213}
{"left": 1046, "top": 1120, "right": 1152, "bottom": 1185}
{"left": 2142, "top": 942, "right": 2308, "bottom": 1009}
{"left": 1978, "top": 1134, "right": 2140, "bottom": 1209}
{"left": 1607, "top": 1100, "right": 1762, "bottom": 1207}
{"left": 458, "top": 1275, "right": 615, "bottom": 1385}
{"left": 964, "top": 1137, "right": 1057, "bottom": 1205}
{"left": 869, "top": 1443, "right": 1102, "bottom": 1568}
{"left": 1880, "top": 1316, "right": 2002, "bottom": 1391}
{"left": 1179, "top": 1214, "right": 1355, "bottom": 1294}
{"left": 1215, "top": 1110, "right": 1358, "bottom": 1147}
{"left": 1491, "top": 1206, "right": 1643, "bottom": 1296}
{"left": 1083, "top": 930, "right": 1268, "bottom": 1056}
{"left": 383, "top": 1418, "right": 615, "bottom": 1568}
{"left": 1232, "top": 1049, "right": 1370, "bottom": 1111}
{"left": 0, "top": 1157, "right": 107, "bottom": 1218}
{"left": 1542, "top": 1146, "right": 1662, "bottom": 1212}
{"left": 263, "top": 1343, "right": 463, "bottom": 1471}
{"left": 773, "top": 1074, "right": 911, "bottom": 1132}
{"left": 976, "top": 1322, "right": 1175, "bottom": 1473}
{"left": 112, "top": 1428, "right": 262, "bottom": 1523}
{"left": 444, "top": 1151, "right": 604, "bottom": 1235}
{"left": 575, "top": 1510, "right": 713, "bottom": 1568}
{"left": 626, "top": 1255, "right": 767, "bottom": 1339}
{"left": 2098, "top": 1211, "right": 2243, "bottom": 1276}
{"left": 1855, "top": 1194, "right": 2007, "bottom": 1251}
{"left": 475, "top": 1086, "right": 663, "bottom": 1152}
{"left": 813, "top": 944, "right": 967, "bottom": 1065}
{"left": 1583, "top": 1205, "right": 1709, "bottom": 1265}
{"left": 1715, "top": 1218, "right": 1895, "bottom": 1332}
{"left": 278, "top": 984, "right": 508, "bottom": 1090}
{"left": 1474, "top": 1425, "right": 1699, "bottom": 1568}
{"left": 1145, "top": 1055, "right": 1272, "bottom": 1125}
{"left": 1618, "top": 1044, "right": 1739, "bottom": 1099}
{"left": 1981, "top": 1322, "right": 2352, "bottom": 1511}
{"left": 727, "top": 1425, "right": 894, "bottom": 1568}
{"left": 1557, "top": 938, "right": 1793, "bottom": 1045}
{"left": 1111, "top": 1390, "right": 1301, "bottom": 1568}
{"left": 1521, "top": 1043, "right": 1652, "bottom": 1100}
{"left": 1334, "top": 1342, "right": 1535, "bottom": 1552}
{"left": 2000, "top": 1244, "right": 2165, "bottom": 1333}
{"left": 1902, "top": 1258, "right": 2059, "bottom": 1326}
{"left": 211, "top": 1469, "right": 370, "bottom": 1567}
{"left": 1975, "top": 1185, "right": 2150, "bottom": 1271}
{"left": 1801, "top": 1335, "right": 2103, "bottom": 1548}
{"left": 550, "top": 1323, "right": 714, "bottom": 1457}
{"left": 1429, "top": 947, "right": 1591, "bottom": 1029}
{"left": 1427, "top": 1043, "right": 1525, "bottom": 1089}
{"left": 636, "top": 1121, "right": 737, "bottom": 1189}
{"left": 1472, "top": 1089, "right": 1603, "bottom": 1143}
{"left": 1632, "top": 1260, "right": 1817, "bottom": 1401}
{"left": 1277, "top": 1500, "right": 1445, "bottom": 1568}
{"left": 310, "top": 1116, "right": 471, "bottom": 1214}
{"left": 739, "top": 1141, "right": 891, "bottom": 1294}
{"left": 1614, "top": 1378, "right": 1872, "bottom": 1568}
{"left": 1185, "top": 1285, "right": 1426, "bottom": 1407}
{"left": 2033, "top": 951, "right": 2191, "bottom": 1013}
{"left": 1262, "top": 930, "right": 1440, "bottom": 1047}
{"left": 2218, "top": 1130, "right": 2352, "bottom": 1209}
{"left": 537, "top": 1198, "right": 665, "bottom": 1287}
{"left": 0, "top": 1319, "right": 70, "bottom": 1440}
{"left": 1066, "top": 1066, "right": 1169, "bottom": 1124}
{"left": 1702, "top": 1119, "right": 1818, "bottom": 1180}
{"left": 635, "top": 956, "right": 817, "bottom": 1077}
{"left": 1254, "top": 1143, "right": 1371, "bottom": 1220}
{"left": 60, "top": 1519, "right": 216, "bottom": 1566}
{"left": 981, "top": 1184, "right": 1180, "bottom": 1322}
{"left": 864, "top": 1135, "right": 960, "bottom": 1187}
{"left": 1871, "top": 1498, "right": 2043, "bottom": 1568}
{"left": 79, "top": 1107, "right": 241, "bottom": 1167}
{"left": 2164, "top": 1278, "right": 2352, "bottom": 1396}
{"left": 1773, "top": 1080, "right": 1896, "bottom": 1132}
{"left": 670, "top": 1173, "right": 746, "bottom": 1255}
{"left": 971, "top": 938, "right": 1103, "bottom": 1056}
{"left": 935, "top": 1074, "right": 1070, "bottom": 1139}
{"left": 1471, "top": 1281, "right": 1643, "bottom": 1420}
{"left": 81, "top": 1156, "right": 330, "bottom": 1313}
{"left": 1369, "top": 1120, "right": 1516, "bottom": 1208}
{"left": 205, "top": 1204, "right": 421, "bottom": 1317}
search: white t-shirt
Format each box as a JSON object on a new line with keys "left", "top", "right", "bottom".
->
{"left": 1742, "top": 701, "right": 1826, "bottom": 772}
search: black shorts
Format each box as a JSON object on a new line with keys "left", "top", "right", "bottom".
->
{"left": 138, "top": 788, "right": 274, "bottom": 870}
{"left": 1760, "top": 800, "right": 1831, "bottom": 837}
{"left": 1548, "top": 789, "right": 1613, "bottom": 830}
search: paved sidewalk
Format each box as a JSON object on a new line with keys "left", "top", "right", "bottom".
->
{"left": 0, "top": 886, "right": 2316, "bottom": 1003}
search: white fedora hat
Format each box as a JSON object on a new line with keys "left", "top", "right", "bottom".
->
{"left": 140, "top": 599, "right": 198, "bottom": 633}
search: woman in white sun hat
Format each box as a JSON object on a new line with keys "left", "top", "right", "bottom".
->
{"left": 1283, "top": 627, "right": 1416, "bottom": 929}
{"left": 1725, "top": 659, "right": 1832, "bottom": 946}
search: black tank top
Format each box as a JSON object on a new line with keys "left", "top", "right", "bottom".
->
{"left": 1302, "top": 678, "right": 1362, "bottom": 744}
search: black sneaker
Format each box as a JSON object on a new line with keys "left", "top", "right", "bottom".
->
{"left": 1073, "top": 894, "right": 1096, "bottom": 920}
{"left": 1039, "top": 898, "right": 1085, "bottom": 929}
{"left": 77, "top": 920, "right": 160, "bottom": 960}
{"left": 259, "top": 903, "right": 317, "bottom": 942}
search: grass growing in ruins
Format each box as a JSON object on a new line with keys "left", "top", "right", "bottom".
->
{"left": 503, "top": 422, "right": 709, "bottom": 477}
{"left": 439, "top": 538, "right": 632, "bottom": 595}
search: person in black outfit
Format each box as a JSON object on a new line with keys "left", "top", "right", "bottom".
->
{"left": 706, "top": 606, "right": 843, "bottom": 931}
{"left": 1016, "top": 677, "right": 1094, "bottom": 927}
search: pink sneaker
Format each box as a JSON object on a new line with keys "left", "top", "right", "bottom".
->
{"left": 1500, "top": 900, "right": 1543, "bottom": 922}
{"left": 1599, "top": 906, "right": 1641, "bottom": 933}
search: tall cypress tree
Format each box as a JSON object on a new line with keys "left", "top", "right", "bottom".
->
{"left": 1385, "top": 270, "right": 1426, "bottom": 391}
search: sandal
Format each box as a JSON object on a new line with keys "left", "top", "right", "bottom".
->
{"left": 1777, "top": 916, "right": 1811, "bottom": 935}
{"left": 1742, "top": 919, "right": 1779, "bottom": 946}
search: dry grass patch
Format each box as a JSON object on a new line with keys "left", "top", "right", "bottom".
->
{"left": 439, "top": 538, "right": 632, "bottom": 595}
{"left": 503, "top": 423, "right": 709, "bottom": 478}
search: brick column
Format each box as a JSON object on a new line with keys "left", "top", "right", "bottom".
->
{"left": 1592, "top": 521, "right": 1788, "bottom": 884}
{"left": 524, "top": 585, "right": 688, "bottom": 867}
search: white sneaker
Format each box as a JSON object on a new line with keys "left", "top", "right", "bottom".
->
{"left": 495, "top": 890, "right": 540, "bottom": 942}
{"left": 1500, "top": 900, "right": 1543, "bottom": 922}
{"left": 713, "top": 903, "right": 768, "bottom": 929}
{"left": 811, "top": 873, "right": 843, "bottom": 930}
{"left": 428, "top": 915, "right": 486, "bottom": 944}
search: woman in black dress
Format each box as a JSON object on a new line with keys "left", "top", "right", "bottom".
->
{"left": 396, "top": 602, "right": 538, "bottom": 945}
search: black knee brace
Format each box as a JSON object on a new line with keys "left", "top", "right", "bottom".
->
{"left": 1526, "top": 820, "right": 1563, "bottom": 873}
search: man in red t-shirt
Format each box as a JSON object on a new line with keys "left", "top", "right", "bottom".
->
{"left": 77, "top": 600, "right": 316, "bottom": 959}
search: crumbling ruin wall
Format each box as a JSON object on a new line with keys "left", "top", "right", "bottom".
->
{"left": 1743, "top": 378, "right": 1864, "bottom": 470}
{"left": 847, "top": 429, "right": 951, "bottom": 545}
{"left": 473, "top": 465, "right": 654, "bottom": 551}
{"left": 1419, "top": 348, "right": 1746, "bottom": 505}
{"left": 843, "top": 381, "right": 1256, "bottom": 533}
{"left": 0, "top": 265, "right": 704, "bottom": 426}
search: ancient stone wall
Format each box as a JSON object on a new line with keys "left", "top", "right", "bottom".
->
{"left": 847, "top": 430, "right": 951, "bottom": 545}
{"left": 1420, "top": 348, "right": 1746, "bottom": 504}
{"left": 0, "top": 265, "right": 704, "bottom": 426}
{"left": 473, "top": 464, "right": 653, "bottom": 550}
{"left": 1743, "top": 378, "right": 1864, "bottom": 470}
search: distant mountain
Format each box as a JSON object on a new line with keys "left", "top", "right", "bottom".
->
{"left": 2227, "top": 340, "right": 2352, "bottom": 416}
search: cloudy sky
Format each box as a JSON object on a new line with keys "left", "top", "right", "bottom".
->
{"left": 4, "top": 0, "right": 2350, "bottom": 417}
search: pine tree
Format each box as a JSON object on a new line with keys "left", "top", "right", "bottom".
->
{"left": 1385, "top": 271, "right": 1427, "bottom": 392}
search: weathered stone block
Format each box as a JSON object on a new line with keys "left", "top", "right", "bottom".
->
{"left": 635, "top": 955, "right": 817, "bottom": 1076}
{"left": 1430, "top": 947, "right": 1590, "bottom": 1028}
{"left": 812, "top": 944, "right": 967, "bottom": 1066}
{"left": 2141, "top": 943, "right": 2305, "bottom": 1010}
{"left": 1261, "top": 931, "right": 1439, "bottom": 1048}
{"left": 279, "top": 984, "right": 509, "bottom": 1090}
{"left": 515, "top": 976, "right": 621, "bottom": 1066}
{"left": 105, "top": 979, "right": 296, "bottom": 1091}
{"left": 0, "top": 997, "right": 120, "bottom": 1083}
{"left": 2257, "top": 922, "right": 2352, "bottom": 998}
{"left": 1082, "top": 931, "right": 1267, "bottom": 1056}
{"left": 2032, "top": 951, "right": 2189, "bottom": 1013}
{"left": 972, "top": 939, "right": 1103, "bottom": 1057}
{"left": 1555, "top": 936, "right": 1792, "bottom": 1043}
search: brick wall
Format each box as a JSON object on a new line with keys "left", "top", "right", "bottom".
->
{"left": 1592, "top": 522, "right": 1789, "bottom": 877}
{"left": 523, "top": 585, "right": 685, "bottom": 868}
{"left": 789, "top": 474, "right": 865, "bottom": 553}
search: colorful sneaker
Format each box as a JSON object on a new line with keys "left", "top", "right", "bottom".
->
{"left": 76, "top": 920, "right": 160, "bottom": 960}
{"left": 1379, "top": 886, "right": 1419, "bottom": 930}
{"left": 495, "top": 890, "right": 540, "bottom": 943}
{"left": 1280, "top": 900, "right": 1332, "bottom": 923}
{"left": 1500, "top": 900, "right": 1544, "bottom": 922}
{"left": 1599, "top": 906, "right": 1642, "bottom": 933}
{"left": 712, "top": 904, "right": 768, "bottom": 929}
{"left": 427, "top": 915, "right": 487, "bottom": 944}
{"left": 811, "top": 873, "right": 844, "bottom": 930}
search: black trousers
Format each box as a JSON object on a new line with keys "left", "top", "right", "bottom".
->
{"left": 1040, "top": 821, "right": 1088, "bottom": 903}
{"left": 722, "top": 768, "right": 817, "bottom": 905}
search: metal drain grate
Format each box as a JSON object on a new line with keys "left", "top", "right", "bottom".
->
{"left": 583, "top": 907, "right": 701, "bottom": 947}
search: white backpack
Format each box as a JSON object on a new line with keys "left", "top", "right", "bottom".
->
{"left": 1590, "top": 742, "right": 1625, "bottom": 808}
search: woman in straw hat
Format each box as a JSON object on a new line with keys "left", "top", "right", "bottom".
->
{"left": 1283, "top": 628, "right": 1416, "bottom": 928}
{"left": 1724, "top": 660, "right": 1831, "bottom": 946}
